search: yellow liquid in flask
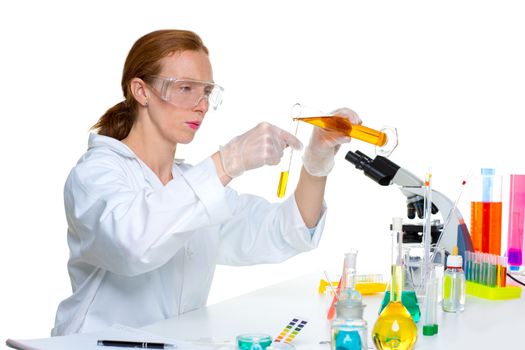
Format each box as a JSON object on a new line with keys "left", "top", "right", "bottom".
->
{"left": 372, "top": 265, "right": 417, "bottom": 350}
{"left": 277, "top": 171, "right": 289, "bottom": 198}
{"left": 293, "top": 116, "right": 387, "bottom": 147}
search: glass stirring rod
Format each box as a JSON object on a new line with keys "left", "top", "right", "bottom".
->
{"left": 277, "top": 120, "right": 299, "bottom": 198}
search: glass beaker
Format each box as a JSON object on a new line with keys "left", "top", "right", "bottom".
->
{"left": 291, "top": 103, "right": 398, "bottom": 157}
{"left": 470, "top": 168, "right": 503, "bottom": 254}
{"left": 237, "top": 334, "right": 273, "bottom": 350}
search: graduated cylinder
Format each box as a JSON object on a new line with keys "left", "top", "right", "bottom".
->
{"left": 507, "top": 174, "right": 525, "bottom": 270}
{"left": 470, "top": 168, "right": 502, "bottom": 255}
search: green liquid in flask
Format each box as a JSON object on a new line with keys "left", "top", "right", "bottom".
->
{"left": 372, "top": 265, "right": 418, "bottom": 350}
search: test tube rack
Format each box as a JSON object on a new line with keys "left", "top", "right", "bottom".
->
{"left": 465, "top": 281, "right": 522, "bottom": 300}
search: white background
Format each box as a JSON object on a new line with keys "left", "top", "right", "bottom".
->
{"left": 2, "top": 0, "right": 524, "bottom": 341}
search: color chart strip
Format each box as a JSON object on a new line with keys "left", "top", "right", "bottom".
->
{"left": 274, "top": 317, "right": 308, "bottom": 343}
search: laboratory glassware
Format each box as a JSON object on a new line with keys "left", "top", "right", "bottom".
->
{"left": 379, "top": 289, "right": 421, "bottom": 324}
{"left": 470, "top": 168, "right": 502, "bottom": 254}
{"left": 507, "top": 174, "right": 525, "bottom": 270}
{"left": 291, "top": 103, "right": 398, "bottom": 157}
{"left": 331, "top": 289, "right": 368, "bottom": 350}
{"left": 276, "top": 119, "right": 299, "bottom": 198}
{"left": 237, "top": 334, "right": 273, "bottom": 350}
{"left": 372, "top": 218, "right": 417, "bottom": 350}
{"left": 422, "top": 269, "right": 439, "bottom": 336}
{"left": 327, "top": 250, "right": 360, "bottom": 320}
{"left": 442, "top": 247, "right": 466, "bottom": 313}
{"left": 497, "top": 255, "right": 508, "bottom": 287}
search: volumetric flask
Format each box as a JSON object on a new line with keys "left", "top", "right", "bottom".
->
{"left": 291, "top": 103, "right": 398, "bottom": 157}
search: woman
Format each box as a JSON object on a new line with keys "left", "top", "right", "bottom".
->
{"left": 52, "top": 29, "right": 361, "bottom": 336}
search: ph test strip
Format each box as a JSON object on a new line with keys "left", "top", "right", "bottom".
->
{"left": 274, "top": 318, "right": 308, "bottom": 343}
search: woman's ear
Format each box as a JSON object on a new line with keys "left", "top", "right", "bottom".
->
{"left": 130, "top": 78, "right": 149, "bottom": 107}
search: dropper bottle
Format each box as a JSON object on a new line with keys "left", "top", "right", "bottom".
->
{"left": 442, "top": 246, "right": 466, "bottom": 312}
{"left": 372, "top": 218, "right": 418, "bottom": 350}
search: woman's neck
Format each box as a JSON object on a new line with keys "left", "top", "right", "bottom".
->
{"left": 122, "top": 131, "right": 176, "bottom": 186}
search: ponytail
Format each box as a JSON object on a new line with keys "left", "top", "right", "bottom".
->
{"left": 91, "top": 100, "right": 136, "bottom": 141}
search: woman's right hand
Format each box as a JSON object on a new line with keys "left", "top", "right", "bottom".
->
{"left": 219, "top": 122, "right": 303, "bottom": 178}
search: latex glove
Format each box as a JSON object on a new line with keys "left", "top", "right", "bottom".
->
{"left": 302, "top": 107, "right": 362, "bottom": 177}
{"left": 219, "top": 122, "right": 303, "bottom": 178}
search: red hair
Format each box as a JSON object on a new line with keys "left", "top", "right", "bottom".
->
{"left": 91, "top": 30, "right": 209, "bottom": 140}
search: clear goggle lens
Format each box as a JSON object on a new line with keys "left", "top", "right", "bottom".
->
{"left": 149, "top": 76, "right": 224, "bottom": 110}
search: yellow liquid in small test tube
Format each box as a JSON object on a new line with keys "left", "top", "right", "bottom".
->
{"left": 277, "top": 171, "right": 289, "bottom": 198}
{"left": 277, "top": 121, "right": 298, "bottom": 198}
{"left": 293, "top": 116, "right": 388, "bottom": 147}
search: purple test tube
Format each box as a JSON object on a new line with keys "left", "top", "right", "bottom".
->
{"left": 507, "top": 174, "right": 525, "bottom": 270}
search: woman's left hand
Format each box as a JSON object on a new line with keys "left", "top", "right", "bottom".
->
{"left": 302, "top": 107, "right": 362, "bottom": 177}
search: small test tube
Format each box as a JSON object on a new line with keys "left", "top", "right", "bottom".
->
{"left": 478, "top": 253, "right": 483, "bottom": 285}
{"left": 464, "top": 251, "right": 471, "bottom": 281}
{"left": 469, "top": 252, "right": 474, "bottom": 282}
{"left": 488, "top": 254, "right": 494, "bottom": 286}
{"left": 484, "top": 253, "right": 490, "bottom": 286}
{"left": 470, "top": 252, "right": 474, "bottom": 282}
{"left": 486, "top": 254, "right": 493, "bottom": 287}
{"left": 277, "top": 121, "right": 299, "bottom": 198}
{"left": 491, "top": 255, "right": 498, "bottom": 287}
{"left": 475, "top": 253, "right": 481, "bottom": 284}
{"left": 497, "top": 256, "right": 508, "bottom": 287}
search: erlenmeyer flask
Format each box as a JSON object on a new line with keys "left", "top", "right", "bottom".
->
{"left": 372, "top": 218, "right": 417, "bottom": 350}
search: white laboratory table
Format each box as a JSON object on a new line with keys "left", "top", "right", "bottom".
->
{"left": 143, "top": 272, "right": 525, "bottom": 350}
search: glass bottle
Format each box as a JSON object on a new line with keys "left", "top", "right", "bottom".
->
{"left": 331, "top": 289, "right": 368, "bottom": 350}
{"left": 442, "top": 246, "right": 466, "bottom": 312}
{"left": 372, "top": 218, "right": 418, "bottom": 350}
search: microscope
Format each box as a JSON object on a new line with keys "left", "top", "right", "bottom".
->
{"left": 344, "top": 150, "right": 473, "bottom": 262}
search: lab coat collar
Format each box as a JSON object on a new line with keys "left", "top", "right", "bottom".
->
{"left": 87, "top": 133, "right": 186, "bottom": 168}
{"left": 88, "top": 133, "right": 137, "bottom": 159}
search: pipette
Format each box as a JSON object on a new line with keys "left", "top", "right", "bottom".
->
{"left": 323, "top": 271, "right": 340, "bottom": 300}
{"left": 433, "top": 176, "right": 469, "bottom": 263}
{"left": 422, "top": 171, "right": 433, "bottom": 291}
{"left": 277, "top": 120, "right": 299, "bottom": 198}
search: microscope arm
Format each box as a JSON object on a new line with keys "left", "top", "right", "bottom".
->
{"left": 345, "top": 150, "right": 472, "bottom": 256}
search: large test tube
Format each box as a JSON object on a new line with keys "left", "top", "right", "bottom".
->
{"left": 291, "top": 103, "right": 398, "bottom": 157}
{"left": 507, "top": 174, "right": 525, "bottom": 270}
{"left": 470, "top": 168, "right": 503, "bottom": 254}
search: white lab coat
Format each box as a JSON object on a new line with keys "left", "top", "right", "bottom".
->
{"left": 52, "top": 133, "right": 326, "bottom": 336}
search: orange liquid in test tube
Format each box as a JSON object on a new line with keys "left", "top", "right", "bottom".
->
{"left": 293, "top": 116, "right": 388, "bottom": 147}
{"left": 470, "top": 201, "right": 502, "bottom": 254}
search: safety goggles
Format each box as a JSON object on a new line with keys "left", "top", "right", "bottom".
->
{"left": 147, "top": 75, "right": 224, "bottom": 110}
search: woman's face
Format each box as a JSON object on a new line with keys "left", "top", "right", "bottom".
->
{"left": 145, "top": 50, "right": 214, "bottom": 145}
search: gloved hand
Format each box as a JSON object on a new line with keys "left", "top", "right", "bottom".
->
{"left": 302, "top": 107, "right": 362, "bottom": 177}
{"left": 219, "top": 122, "right": 303, "bottom": 178}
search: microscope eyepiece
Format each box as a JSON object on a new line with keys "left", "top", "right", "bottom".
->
{"left": 345, "top": 150, "right": 400, "bottom": 186}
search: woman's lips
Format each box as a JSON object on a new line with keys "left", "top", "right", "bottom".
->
{"left": 186, "top": 121, "right": 201, "bottom": 130}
